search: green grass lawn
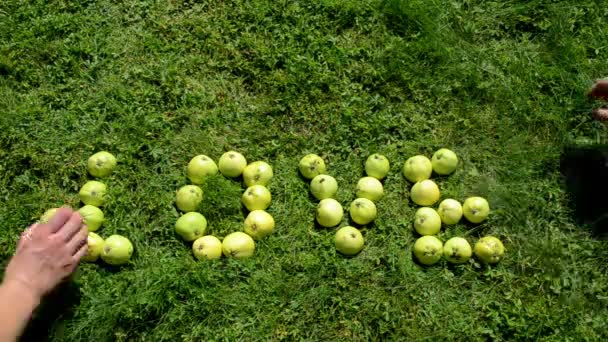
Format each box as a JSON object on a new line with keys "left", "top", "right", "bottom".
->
{"left": 1, "top": 0, "right": 608, "bottom": 340}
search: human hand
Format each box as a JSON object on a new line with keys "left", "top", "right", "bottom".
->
{"left": 589, "top": 80, "right": 608, "bottom": 101}
{"left": 3, "top": 208, "right": 88, "bottom": 301}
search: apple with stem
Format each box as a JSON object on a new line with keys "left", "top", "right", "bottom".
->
{"left": 244, "top": 210, "right": 275, "bottom": 240}
{"left": 355, "top": 177, "right": 384, "bottom": 202}
{"left": 241, "top": 185, "right": 271, "bottom": 211}
{"left": 365, "top": 154, "right": 390, "bottom": 179}
{"left": 316, "top": 198, "right": 343, "bottom": 227}
{"left": 335, "top": 226, "right": 364, "bottom": 256}
{"left": 79, "top": 181, "right": 107, "bottom": 207}
{"left": 410, "top": 180, "right": 440, "bottom": 206}
{"left": 175, "top": 212, "right": 207, "bottom": 242}
{"left": 299, "top": 154, "right": 326, "bottom": 179}
{"left": 463, "top": 197, "right": 490, "bottom": 223}
{"left": 187, "top": 155, "right": 218, "bottom": 184}
{"left": 431, "top": 148, "right": 458, "bottom": 175}
{"left": 310, "top": 174, "right": 338, "bottom": 200}
{"left": 243, "top": 161, "right": 273, "bottom": 187}
{"left": 101, "top": 235, "right": 134, "bottom": 266}
{"left": 222, "top": 232, "right": 255, "bottom": 259}
{"left": 413, "top": 207, "right": 441, "bottom": 236}
{"left": 218, "top": 151, "right": 247, "bottom": 178}
{"left": 176, "top": 185, "right": 203, "bottom": 212}
{"left": 87, "top": 151, "right": 117, "bottom": 178}
{"left": 403, "top": 155, "right": 432, "bottom": 182}
{"left": 192, "top": 235, "right": 223, "bottom": 260}
{"left": 443, "top": 237, "right": 472, "bottom": 264}
{"left": 349, "top": 198, "right": 377, "bottom": 225}
{"left": 413, "top": 236, "right": 443, "bottom": 266}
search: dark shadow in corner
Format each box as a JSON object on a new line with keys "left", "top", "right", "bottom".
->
{"left": 560, "top": 143, "right": 608, "bottom": 240}
{"left": 20, "top": 280, "right": 81, "bottom": 342}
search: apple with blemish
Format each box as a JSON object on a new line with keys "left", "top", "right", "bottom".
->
{"left": 175, "top": 212, "right": 207, "bottom": 242}
{"left": 222, "top": 232, "right": 255, "bottom": 259}
{"left": 365, "top": 154, "right": 390, "bottom": 179}
{"left": 175, "top": 185, "right": 203, "bottom": 212}
{"left": 187, "top": 155, "right": 218, "bottom": 184}
{"left": 335, "top": 226, "right": 364, "bottom": 255}
{"left": 192, "top": 235, "right": 223, "bottom": 260}
{"left": 218, "top": 151, "right": 247, "bottom": 178}
{"left": 241, "top": 185, "right": 272, "bottom": 211}
{"left": 101, "top": 235, "right": 133, "bottom": 265}
{"left": 243, "top": 161, "right": 273, "bottom": 187}
{"left": 349, "top": 198, "right": 377, "bottom": 225}
{"left": 299, "top": 154, "right": 326, "bottom": 179}
{"left": 244, "top": 210, "right": 275, "bottom": 240}
{"left": 87, "top": 151, "right": 117, "bottom": 178}
{"left": 79, "top": 181, "right": 108, "bottom": 207}
{"left": 310, "top": 174, "right": 338, "bottom": 200}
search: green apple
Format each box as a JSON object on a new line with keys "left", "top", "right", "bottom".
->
{"left": 243, "top": 161, "right": 273, "bottom": 187}
{"left": 335, "top": 226, "right": 364, "bottom": 256}
{"left": 410, "top": 180, "right": 440, "bottom": 206}
{"left": 218, "top": 151, "right": 247, "bottom": 178}
{"left": 365, "top": 153, "right": 390, "bottom": 179}
{"left": 187, "top": 155, "right": 218, "bottom": 184}
{"left": 244, "top": 210, "right": 275, "bottom": 240}
{"left": 413, "top": 207, "right": 441, "bottom": 236}
{"left": 87, "top": 151, "right": 117, "bottom": 178}
{"left": 463, "top": 197, "right": 490, "bottom": 223}
{"left": 78, "top": 205, "right": 104, "bottom": 232}
{"left": 431, "top": 148, "right": 458, "bottom": 175}
{"left": 316, "top": 198, "right": 343, "bottom": 227}
{"left": 241, "top": 185, "right": 272, "bottom": 211}
{"left": 437, "top": 199, "right": 463, "bottom": 225}
{"left": 192, "top": 235, "right": 223, "bottom": 260}
{"left": 79, "top": 181, "right": 107, "bottom": 207}
{"left": 355, "top": 177, "right": 384, "bottom": 202}
{"left": 40, "top": 208, "right": 59, "bottom": 223}
{"left": 176, "top": 185, "right": 203, "bottom": 212}
{"left": 175, "top": 212, "right": 207, "bottom": 241}
{"left": 310, "top": 174, "right": 338, "bottom": 200}
{"left": 82, "top": 232, "right": 104, "bottom": 262}
{"left": 222, "top": 232, "right": 255, "bottom": 259}
{"left": 299, "top": 154, "right": 326, "bottom": 179}
{"left": 403, "top": 155, "right": 432, "bottom": 182}
{"left": 349, "top": 198, "right": 377, "bottom": 225}
{"left": 474, "top": 236, "right": 504, "bottom": 264}
{"left": 101, "top": 235, "right": 133, "bottom": 265}
{"left": 443, "top": 237, "right": 472, "bottom": 264}
{"left": 413, "top": 235, "right": 443, "bottom": 266}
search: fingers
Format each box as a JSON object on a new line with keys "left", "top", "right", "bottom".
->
{"left": 43, "top": 207, "right": 74, "bottom": 234}
{"left": 66, "top": 226, "right": 88, "bottom": 256}
{"left": 55, "top": 212, "right": 84, "bottom": 242}
{"left": 18, "top": 223, "right": 39, "bottom": 250}
{"left": 73, "top": 241, "right": 89, "bottom": 262}
{"left": 589, "top": 80, "right": 608, "bottom": 100}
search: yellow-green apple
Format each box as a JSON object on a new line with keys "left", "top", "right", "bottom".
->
{"left": 218, "top": 151, "right": 247, "bottom": 178}
{"left": 243, "top": 161, "right": 273, "bottom": 187}
{"left": 349, "top": 198, "right": 377, "bottom": 225}
{"left": 176, "top": 185, "right": 203, "bottom": 212}
{"left": 413, "top": 236, "right": 443, "bottom": 265}
{"left": 403, "top": 155, "right": 432, "bottom": 182}
{"left": 101, "top": 235, "right": 133, "bottom": 265}
{"left": 175, "top": 212, "right": 207, "bottom": 241}
{"left": 222, "top": 232, "right": 255, "bottom": 259}
{"left": 431, "top": 148, "right": 458, "bottom": 175}
{"left": 463, "top": 197, "right": 490, "bottom": 223}
{"left": 474, "top": 236, "right": 504, "bottom": 264}
{"left": 298, "top": 154, "right": 326, "bottom": 179}
{"left": 335, "top": 226, "right": 364, "bottom": 255}
{"left": 78, "top": 205, "right": 104, "bottom": 232}
{"left": 410, "top": 180, "right": 440, "bottom": 206}
{"left": 241, "top": 185, "right": 271, "bottom": 211}
{"left": 187, "top": 155, "right": 218, "bottom": 184}
{"left": 437, "top": 199, "right": 463, "bottom": 225}
{"left": 79, "top": 181, "right": 107, "bottom": 207}
{"left": 355, "top": 177, "right": 384, "bottom": 202}
{"left": 316, "top": 198, "right": 343, "bottom": 227}
{"left": 192, "top": 235, "right": 223, "bottom": 260}
{"left": 87, "top": 151, "right": 117, "bottom": 178}
{"left": 244, "top": 210, "right": 275, "bottom": 240}
{"left": 365, "top": 154, "right": 390, "bottom": 179}
{"left": 443, "top": 237, "right": 472, "bottom": 264}
{"left": 413, "top": 207, "right": 441, "bottom": 235}
{"left": 81, "top": 232, "right": 105, "bottom": 262}
{"left": 310, "top": 174, "right": 338, "bottom": 200}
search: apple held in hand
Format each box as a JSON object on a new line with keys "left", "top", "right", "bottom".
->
{"left": 474, "top": 236, "right": 504, "bottom": 264}
{"left": 176, "top": 185, "right": 203, "bottom": 212}
{"left": 40, "top": 208, "right": 59, "bottom": 223}
{"left": 243, "top": 161, "right": 273, "bottom": 187}
{"left": 310, "top": 174, "right": 338, "bottom": 200}
{"left": 78, "top": 205, "right": 104, "bottom": 232}
{"left": 316, "top": 198, "right": 343, "bottom": 227}
{"left": 403, "top": 155, "right": 432, "bottom": 182}
{"left": 187, "top": 155, "right": 218, "bottom": 184}
{"left": 365, "top": 154, "right": 390, "bottom": 179}
{"left": 79, "top": 181, "right": 108, "bottom": 207}
{"left": 175, "top": 212, "right": 207, "bottom": 242}
{"left": 222, "top": 232, "right": 255, "bottom": 259}
{"left": 299, "top": 154, "right": 326, "bottom": 179}
{"left": 192, "top": 235, "right": 223, "bottom": 260}
{"left": 87, "top": 151, "right": 117, "bottom": 178}
{"left": 244, "top": 210, "right": 275, "bottom": 240}
{"left": 413, "top": 207, "right": 441, "bottom": 236}
{"left": 242, "top": 185, "right": 271, "bottom": 211}
{"left": 437, "top": 199, "right": 463, "bottom": 225}
{"left": 82, "top": 232, "right": 105, "bottom": 262}
{"left": 355, "top": 177, "right": 384, "bottom": 202}
{"left": 410, "top": 180, "right": 440, "bottom": 206}
{"left": 218, "top": 151, "right": 247, "bottom": 178}
{"left": 101, "top": 235, "right": 134, "bottom": 265}
{"left": 335, "top": 226, "right": 364, "bottom": 256}
{"left": 431, "top": 148, "right": 458, "bottom": 175}
{"left": 443, "top": 237, "right": 472, "bottom": 264}
{"left": 463, "top": 197, "right": 490, "bottom": 223}
{"left": 349, "top": 198, "right": 377, "bottom": 225}
{"left": 413, "top": 235, "right": 443, "bottom": 266}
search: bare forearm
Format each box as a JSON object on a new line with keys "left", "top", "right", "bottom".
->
{"left": 0, "top": 280, "right": 40, "bottom": 342}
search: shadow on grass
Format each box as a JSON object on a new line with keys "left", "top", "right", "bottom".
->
{"left": 560, "top": 143, "right": 608, "bottom": 240}
{"left": 20, "top": 281, "right": 81, "bottom": 342}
